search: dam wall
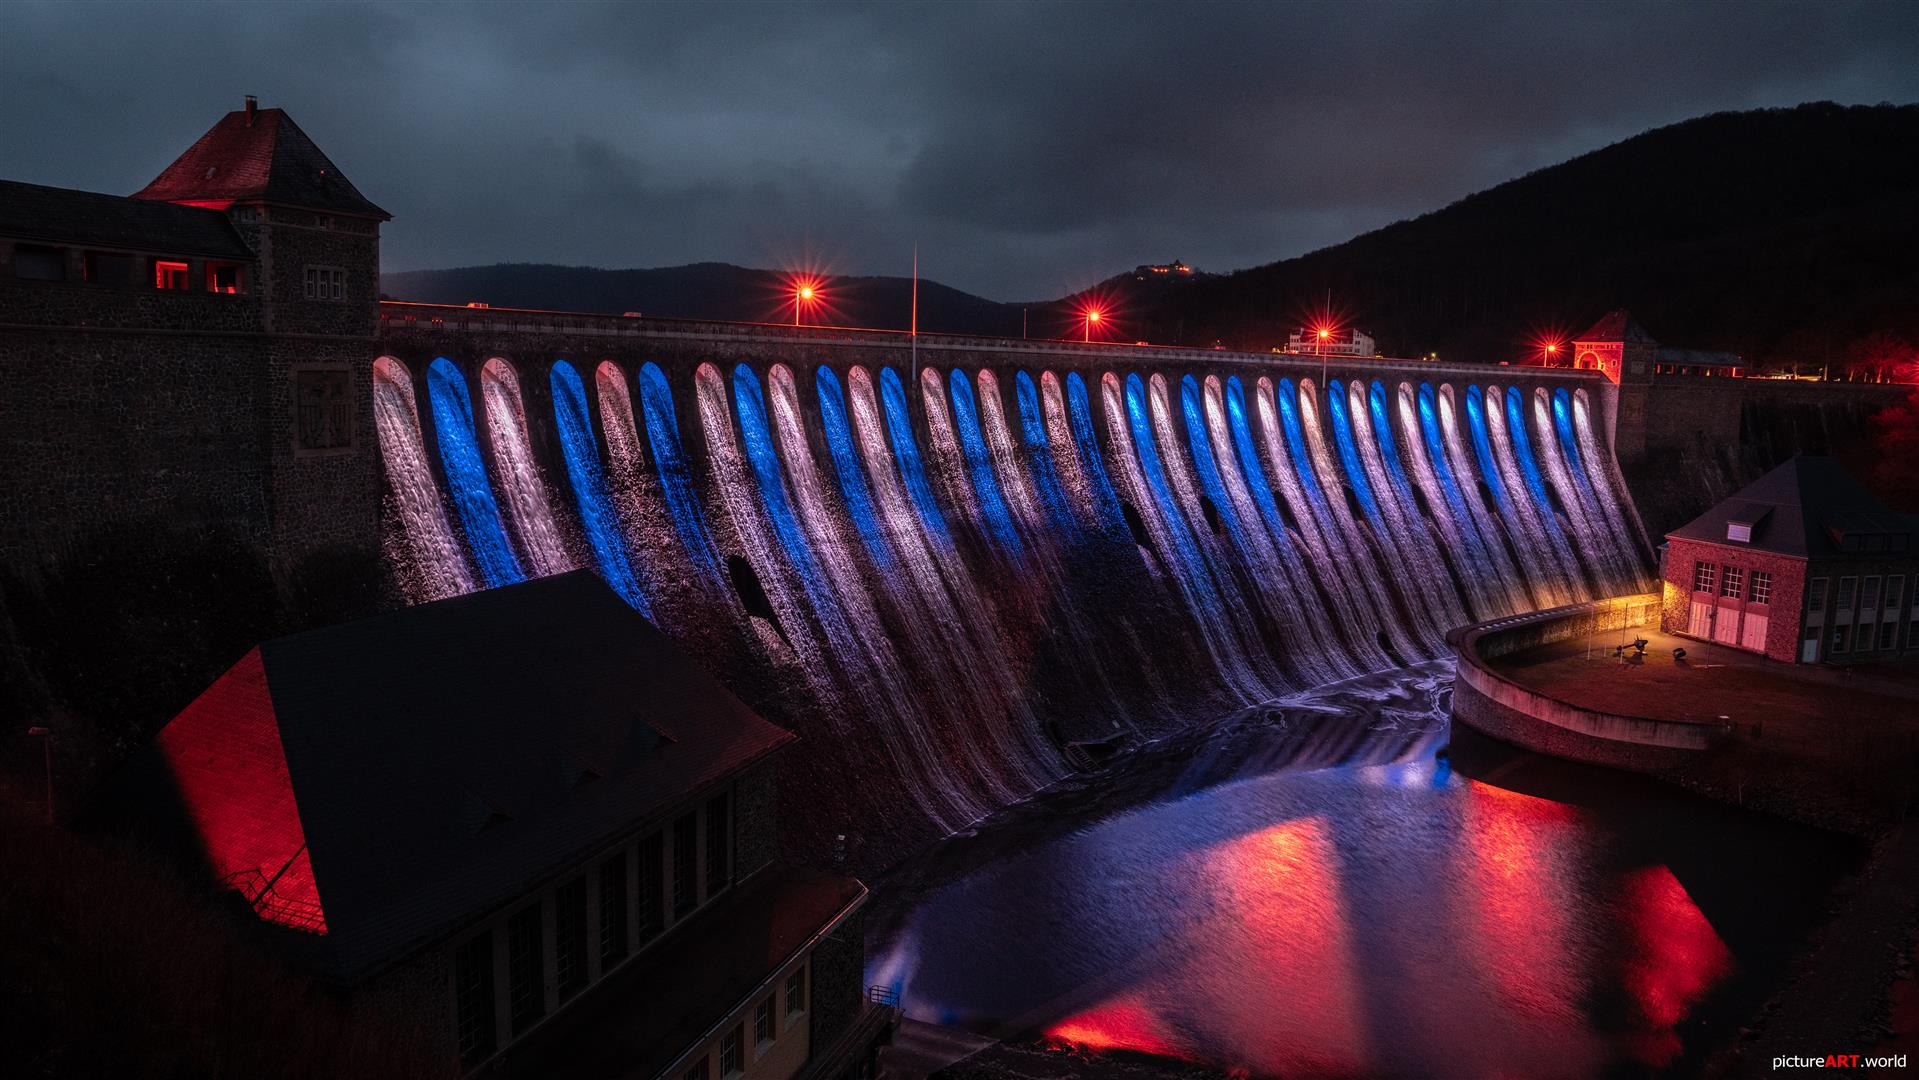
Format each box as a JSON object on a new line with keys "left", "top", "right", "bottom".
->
{"left": 367, "top": 306, "right": 1655, "bottom": 851}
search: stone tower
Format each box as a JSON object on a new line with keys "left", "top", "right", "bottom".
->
{"left": 131, "top": 96, "right": 390, "bottom": 578}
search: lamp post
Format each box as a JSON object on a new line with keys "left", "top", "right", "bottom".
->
{"left": 794, "top": 284, "right": 815, "bottom": 327}
{"left": 1084, "top": 309, "right": 1101, "bottom": 343}
{"left": 1544, "top": 342, "right": 1560, "bottom": 367}
{"left": 27, "top": 726, "right": 52, "bottom": 825}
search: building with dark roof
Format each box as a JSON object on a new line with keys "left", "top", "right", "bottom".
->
{"left": 119, "top": 572, "right": 890, "bottom": 1078}
{"left": 1559, "top": 308, "right": 1745, "bottom": 384}
{"left": 1662, "top": 456, "right": 1919, "bottom": 663}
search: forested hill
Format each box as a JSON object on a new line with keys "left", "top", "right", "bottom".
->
{"left": 1092, "top": 102, "right": 1919, "bottom": 366}
{"left": 385, "top": 103, "right": 1919, "bottom": 369}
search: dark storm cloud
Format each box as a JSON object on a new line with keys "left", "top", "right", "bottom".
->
{"left": 3, "top": 0, "right": 1914, "bottom": 298}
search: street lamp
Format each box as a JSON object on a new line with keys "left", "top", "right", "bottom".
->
{"left": 794, "top": 283, "right": 816, "bottom": 326}
{"left": 1544, "top": 341, "right": 1561, "bottom": 367}
{"left": 1084, "top": 308, "right": 1102, "bottom": 343}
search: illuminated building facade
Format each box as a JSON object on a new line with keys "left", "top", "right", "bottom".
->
{"left": 1281, "top": 326, "right": 1376, "bottom": 356}
{"left": 1662, "top": 456, "right": 1919, "bottom": 663}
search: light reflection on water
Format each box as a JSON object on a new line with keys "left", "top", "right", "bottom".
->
{"left": 867, "top": 666, "right": 1851, "bottom": 1079}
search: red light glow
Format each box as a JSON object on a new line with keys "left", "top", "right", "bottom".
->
{"left": 158, "top": 648, "right": 327, "bottom": 934}
{"left": 1047, "top": 994, "right": 1178, "bottom": 1058}
{"left": 1618, "top": 864, "right": 1733, "bottom": 1065}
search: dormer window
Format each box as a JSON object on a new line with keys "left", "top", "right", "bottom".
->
{"left": 1726, "top": 522, "right": 1751, "bottom": 543}
{"left": 153, "top": 260, "right": 190, "bottom": 290}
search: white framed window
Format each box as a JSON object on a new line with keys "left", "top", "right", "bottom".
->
{"left": 754, "top": 995, "right": 775, "bottom": 1049}
{"left": 1836, "top": 576, "right": 1858, "bottom": 612}
{"left": 1808, "top": 578, "right": 1828, "bottom": 614}
{"left": 1721, "top": 566, "right": 1744, "bottom": 600}
{"left": 303, "top": 265, "right": 346, "bottom": 301}
{"left": 1886, "top": 575, "right": 1906, "bottom": 612}
{"left": 1750, "top": 570, "right": 1772, "bottom": 605}
{"left": 1693, "top": 560, "right": 1716, "bottom": 594}
{"left": 786, "top": 964, "right": 807, "bottom": 1018}
{"left": 720, "top": 1024, "right": 744, "bottom": 1077}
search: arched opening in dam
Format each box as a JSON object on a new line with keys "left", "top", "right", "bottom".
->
{"left": 374, "top": 354, "right": 1659, "bottom": 834}
{"left": 363, "top": 349, "right": 1827, "bottom": 1077}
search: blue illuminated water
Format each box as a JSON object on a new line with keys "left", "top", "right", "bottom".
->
{"left": 636, "top": 361, "right": 721, "bottom": 579}
{"left": 815, "top": 366, "right": 894, "bottom": 571}
{"left": 948, "top": 370, "right": 1026, "bottom": 558}
{"left": 426, "top": 357, "right": 524, "bottom": 588}
{"left": 881, "top": 367, "right": 953, "bottom": 549}
{"left": 550, "top": 360, "right": 647, "bottom": 613}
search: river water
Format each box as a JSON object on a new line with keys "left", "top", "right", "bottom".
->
{"left": 866, "top": 664, "right": 1859, "bottom": 1079}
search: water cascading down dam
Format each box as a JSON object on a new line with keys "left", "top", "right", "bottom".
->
{"left": 370, "top": 316, "right": 1654, "bottom": 852}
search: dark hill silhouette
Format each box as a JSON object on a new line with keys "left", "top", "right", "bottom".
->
{"left": 1073, "top": 102, "right": 1919, "bottom": 366}
{"left": 380, "top": 260, "right": 1030, "bottom": 337}
{"left": 384, "top": 103, "right": 1918, "bottom": 368}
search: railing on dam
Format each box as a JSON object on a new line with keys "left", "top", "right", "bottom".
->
{"left": 376, "top": 300, "right": 1617, "bottom": 384}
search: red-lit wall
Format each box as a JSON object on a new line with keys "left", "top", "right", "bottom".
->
{"left": 1661, "top": 538, "right": 1806, "bottom": 663}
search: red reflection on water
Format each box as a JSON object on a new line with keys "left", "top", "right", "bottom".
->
{"left": 1049, "top": 817, "right": 1366, "bottom": 1076}
{"left": 1618, "top": 864, "right": 1732, "bottom": 1065}
{"left": 1459, "top": 780, "right": 1604, "bottom": 1077}
{"left": 1207, "top": 816, "right": 1367, "bottom": 1076}
{"left": 1047, "top": 993, "right": 1178, "bottom": 1057}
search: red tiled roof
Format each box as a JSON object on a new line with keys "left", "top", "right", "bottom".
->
{"left": 132, "top": 105, "right": 388, "bottom": 220}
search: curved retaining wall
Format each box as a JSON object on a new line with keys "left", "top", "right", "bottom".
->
{"left": 1449, "top": 596, "right": 1732, "bottom": 771}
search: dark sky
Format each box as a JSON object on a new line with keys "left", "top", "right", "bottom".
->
{"left": 4, "top": 1, "right": 1915, "bottom": 300}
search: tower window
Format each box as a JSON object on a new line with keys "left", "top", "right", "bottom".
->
{"left": 303, "top": 265, "right": 347, "bottom": 301}
{"left": 153, "top": 260, "right": 190, "bottom": 290}
{"left": 206, "top": 262, "right": 244, "bottom": 294}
